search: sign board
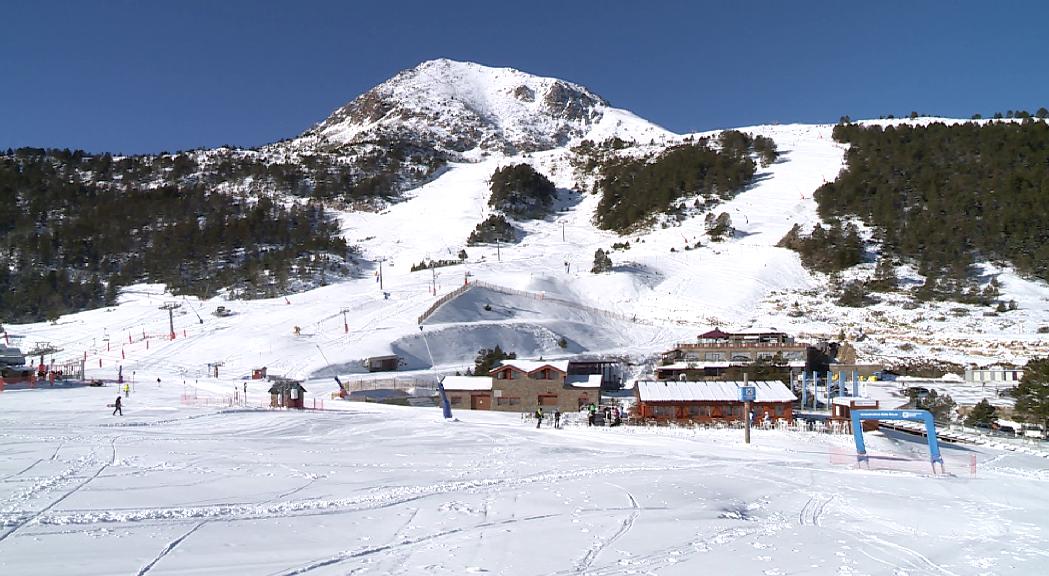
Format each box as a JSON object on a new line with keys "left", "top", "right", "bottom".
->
{"left": 851, "top": 409, "right": 942, "bottom": 466}
{"left": 738, "top": 386, "right": 756, "bottom": 402}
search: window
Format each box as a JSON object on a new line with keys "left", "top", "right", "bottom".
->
{"left": 721, "top": 404, "right": 741, "bottom": 417}
{"left": 687, "top": 405, "right": 709, "bottom": 417}
{"left": 496, "top": 396, "right": 521, "bottom": 406}
{"left": 705, "top": 352, "right": 723, "bottom": 361}
{"left": 449, "top": 395, "right": 463, "bottom": 406}
{"left": 774, "top": 404, "right": 785, "bottom": 417}
{"left": 652, "top": 405, "right": 676, "bottom": 417}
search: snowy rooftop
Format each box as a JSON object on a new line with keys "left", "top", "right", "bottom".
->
{"left": 831, "top": 396, "right": 880, "bottom": 407}
{"left": 565, "top": 374, "right": 602, "bottom": 388}
{"left": 657, "top": 361, "right": 731, "bottom": 370}
{"left": 442, "top": 375, "right": 493, "bottom": 391}
{"left": 494, "top": 359, "right": 570, "bottom": 374}
{"left": 656, "top": 360, "right": 806, "bottom": 370}
{"left": 636, "top": 380, "right": 796, "bottom": 403}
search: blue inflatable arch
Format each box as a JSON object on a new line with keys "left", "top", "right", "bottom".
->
{"left": 850, "top": 409, "right": 943, "bottom": 471}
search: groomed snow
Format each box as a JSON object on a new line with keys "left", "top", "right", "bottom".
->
{"left": 1, "top": 384, "right": 1047, "bottom": 575}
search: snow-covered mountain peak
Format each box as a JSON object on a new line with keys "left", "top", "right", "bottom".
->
{"left": 303, "top": 59, "right": 671, "bottom": 156}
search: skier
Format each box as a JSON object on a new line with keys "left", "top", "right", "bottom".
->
{"left": 112, "top": 395, "right": 122, "bottom": 416}
{"left": 554, "top": 408, "right": 561, "bottom": 429}
{"left": 123, "top": 383, "right": 130, "bottom": 398}
{"left": 535, "top": 407, "right": 544, "bottom": 429}
{"left": 587, "top": 403, "right": 597, "bottom": 427}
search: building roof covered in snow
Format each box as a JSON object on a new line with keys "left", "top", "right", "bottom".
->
{"left": 565, "top": 374, "right": 602, "bottom": 388}
{"left": 442, "top": 375, "right": 493, "bottom": 391}
{"left": 268, "top": 378, "right": 306, "bottom": 394}
{"left": 493, "top": 359, "right": 570, "bottom": 375}
{"left": 636, "top": 380, "right": 795, "bottom": 403}
{"left": 831, "top": 396, "right": 879, "bottom": 407}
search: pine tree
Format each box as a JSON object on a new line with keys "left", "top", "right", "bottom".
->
{"left": 707, "top": 212, "right": 733, "bottom": 241}
{"left": 964, "top": 399, "right": 997, "bottom": 427}
{"left": 591, "top": 249, "right": 613, "bottom": 273}
{"left": 917, "top": 389, "right": 956, "bottom": 422}
{"left": 869, "top": 257, "right": 899, "bottom": 292}
{"left": 1011, "top": 357, "right": 1049, "bottom": 427}
{"left": 474, "top": 346, "right": 517, "bottom": 374}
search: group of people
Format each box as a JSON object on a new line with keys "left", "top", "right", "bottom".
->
{"left": 110, "top": 382, "right": 132, "bottom": 415}
{"left": 586, "top": 403, "right": 623, "bottom": 427}
{"left": 109, "top": 378, "right": 163, "bottom": 416}
{"left": 533, "top": 403, "right": 624, "bottom": 429}
{"left": 533, "top": 407, "right": 562, "bottom": 429}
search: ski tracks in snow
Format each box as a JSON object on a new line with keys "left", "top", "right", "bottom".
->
{"left": 574, "top": 483, "right": 640, "bottom": 573}
{"left": 798, "top": 494, "right": 834, "bottom": 527}
{"left": 135, "top": 519, "right": 209, "bottom": 576}
{"left": 0, "top": 436, "right": 118, "bottom": 546}
{"left": 35, "top": 464, "right": 687, "bottom": 528}
{"left": 271, "top": 513, "right": 559, "bottom": 576}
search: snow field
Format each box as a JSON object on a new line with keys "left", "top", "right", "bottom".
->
{"left": 2, "top": 384, "right": 1048, "bottom": 575}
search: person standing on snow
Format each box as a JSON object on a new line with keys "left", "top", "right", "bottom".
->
{"left": 112, "top": 396, "right": 123, "bottom": 416}
{"left": 535, "top": 407, "right": 544, "bottom": 429}
{"left": 123, "top": 383, "right": 130, "bottom": 398}
{"left": 554, "top": 408, "right": 561, "bottom": 429}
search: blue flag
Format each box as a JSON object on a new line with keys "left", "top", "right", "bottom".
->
{"left": 436, "top": 380, "right": 453, "bottom": 419}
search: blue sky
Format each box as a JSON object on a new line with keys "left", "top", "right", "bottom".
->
{"left": 2, "top": 0, "right": 1047, "bottom": 154}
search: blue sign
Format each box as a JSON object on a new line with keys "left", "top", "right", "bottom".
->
{"left": 850, "top": 409, "right": 942, "bottom": 466}
{"left": 738, "top": 386, "right": 756, "bottom": 402}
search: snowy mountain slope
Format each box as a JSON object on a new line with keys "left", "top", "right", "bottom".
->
{"left": 297, "top": 58, "right": 673, "bottom": 157}
{"left": 5, "top": 59, "right": 1049, "bottom": 393}
{"left": 6, "top": 67, "right": 1049, "bottom": 576}
{"left": 7, "top": 120, "right": 1049, "bottom": 393}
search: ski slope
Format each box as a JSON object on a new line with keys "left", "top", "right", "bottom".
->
{"left": 2, "top": 383, "right": 1048, "bottom": 576}
{"left": 3, "top": 118, "right": 1049, "bottom": 574}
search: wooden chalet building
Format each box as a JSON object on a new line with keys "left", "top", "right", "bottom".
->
{"left": 268, "top": 378, "right": 307, "bottom": 409}
{"left": 656, "top": 328, "right": 810, "bottom": 381}
{"left": 635, "top": 380, "right": 796, "bottom": 424}
{"left": 443, "top": 359, "right": 601, "bottom": 412}
{"left": 441, "top": 375, "right": 494, "bottom": 410}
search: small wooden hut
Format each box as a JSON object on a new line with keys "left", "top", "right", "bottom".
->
{"left": 268, "top": 377, "right": 307, "bottom": 409}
